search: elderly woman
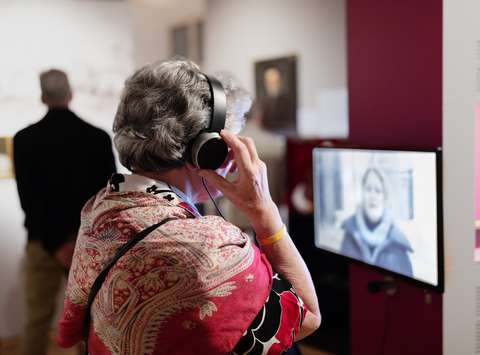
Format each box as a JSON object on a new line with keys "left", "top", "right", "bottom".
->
{"left": 341, "top": 167, "right": 413, "bottom": 276}
{"left": 58, "top": 60, "right": 320, "bottom": 355}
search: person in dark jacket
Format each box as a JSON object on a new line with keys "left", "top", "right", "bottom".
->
{"left": 340, "top": 167, "right": 413, "bottom": 277}
{"left": 13, "top": 69, "right": 116, "bottom": 355}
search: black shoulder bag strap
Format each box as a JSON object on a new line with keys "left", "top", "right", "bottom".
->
{"left": 82, "top": 217, "right": 175, "bottom": 354}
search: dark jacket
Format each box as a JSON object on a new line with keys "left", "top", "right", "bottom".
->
{"left": 340, "top": 215, "right": 413, "bottom": 277}
{"left": 13, "top": 108, "right": 116, "bottom": 253}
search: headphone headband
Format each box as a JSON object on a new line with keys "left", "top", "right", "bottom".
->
{"left": 204, "top": 74, "right": 227, "bottom": 133}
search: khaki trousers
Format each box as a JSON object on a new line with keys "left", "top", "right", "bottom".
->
{"left": 20, "top": 241, "right": 66, "bottom": 355}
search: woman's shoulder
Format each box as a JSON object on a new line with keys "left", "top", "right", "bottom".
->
{"left": 163, "top": 215, "right": 249, "bottom": 246}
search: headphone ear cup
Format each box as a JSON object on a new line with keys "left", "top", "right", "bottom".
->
{"left": 190, "top": 132, "right": 228, "bottom": 170}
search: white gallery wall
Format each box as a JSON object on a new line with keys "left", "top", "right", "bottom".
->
{"left": 131, "top": 0, "right": 206, "bottom": 67}
{"left": 443, "top": 0, "right": 480, "bottom": 353}
{"left": 203, "top": 0, "right": 348, "bottom": 138}
{"left": 130, "top": 0, "right": 348, "bottom": 138}
{"left": 0, "top": 0, "right": 133, "bottom": 338}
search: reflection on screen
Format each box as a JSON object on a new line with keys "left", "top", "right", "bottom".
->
{"left": 313, "top": 148, "right": 439, "bottom": 287}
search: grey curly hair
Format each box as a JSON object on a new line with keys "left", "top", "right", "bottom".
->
{"left": 113, "top": 59, "right": 251, "bottom": 172}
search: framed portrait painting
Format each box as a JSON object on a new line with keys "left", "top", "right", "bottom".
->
{"left": 170, "top": 20, "right": 203, "bottom": 64}
{"left": 255, "top": 55, "right": 297, "bottom": 135}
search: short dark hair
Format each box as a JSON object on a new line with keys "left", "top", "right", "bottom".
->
{"left": 39, "top": 69, "right": 71, "bottom": 106}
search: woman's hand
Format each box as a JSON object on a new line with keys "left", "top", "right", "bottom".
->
{"left": 198, "top": 130, "right": 283, "bottom": 237}
{"left": 201, "top": 130, "right": 322, "bottom": 339}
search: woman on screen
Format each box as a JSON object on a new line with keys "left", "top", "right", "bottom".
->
{"left": 340, "top": 167, "right": 414, "bottom": 277}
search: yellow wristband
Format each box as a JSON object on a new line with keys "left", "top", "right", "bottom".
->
{"left": 258, "top": 225, "right": 285, "bottom": 246}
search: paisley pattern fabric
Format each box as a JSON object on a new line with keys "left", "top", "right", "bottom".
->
{"left": 58, "top": 173, "right": 306, "bottom": 354}
{"left": 58, "top": 174, "right": 273, "bottom": 355}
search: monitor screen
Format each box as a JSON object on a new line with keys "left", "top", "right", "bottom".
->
{"left": 313, "top": 147, "right": 443, "bottom": 291}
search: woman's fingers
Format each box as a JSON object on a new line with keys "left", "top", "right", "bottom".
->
{"left": 238, "top": 136, "right": 260, "bottom": 163}
{"left": 220, "top": 130, "right": 253, "bottom": 172}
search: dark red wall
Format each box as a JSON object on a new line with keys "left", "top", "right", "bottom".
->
{"left": 347, "top": 1, "right": 442, "bottom": 354}
{"left": 348, "top": 0, "right": 442, "bottom": 149}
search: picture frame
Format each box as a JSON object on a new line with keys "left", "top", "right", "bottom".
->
{"left": 170, "top": 20, "right": 203, "bottom": 64}
{"left": 254, "top": 55, "right": 297, "bottom": 134}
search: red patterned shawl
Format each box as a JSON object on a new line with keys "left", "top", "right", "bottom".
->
{"left": 58, "top": 174, "right": 272, "bottom": 355}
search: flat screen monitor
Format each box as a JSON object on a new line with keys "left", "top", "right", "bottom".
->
{"left": 313, "top": 147, "right": 443, "bottom": 292}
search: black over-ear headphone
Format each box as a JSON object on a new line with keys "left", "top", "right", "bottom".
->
{"left": 189, "top": 74, "right": 229, "bottom": 170}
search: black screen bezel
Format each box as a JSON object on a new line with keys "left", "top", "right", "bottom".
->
{"left": 312, "top": 145, "right": 444, "bottom": 293}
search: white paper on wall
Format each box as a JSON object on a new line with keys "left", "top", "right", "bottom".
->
{"left": 297, "top": 88, "right": 349, "bottom": 138}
